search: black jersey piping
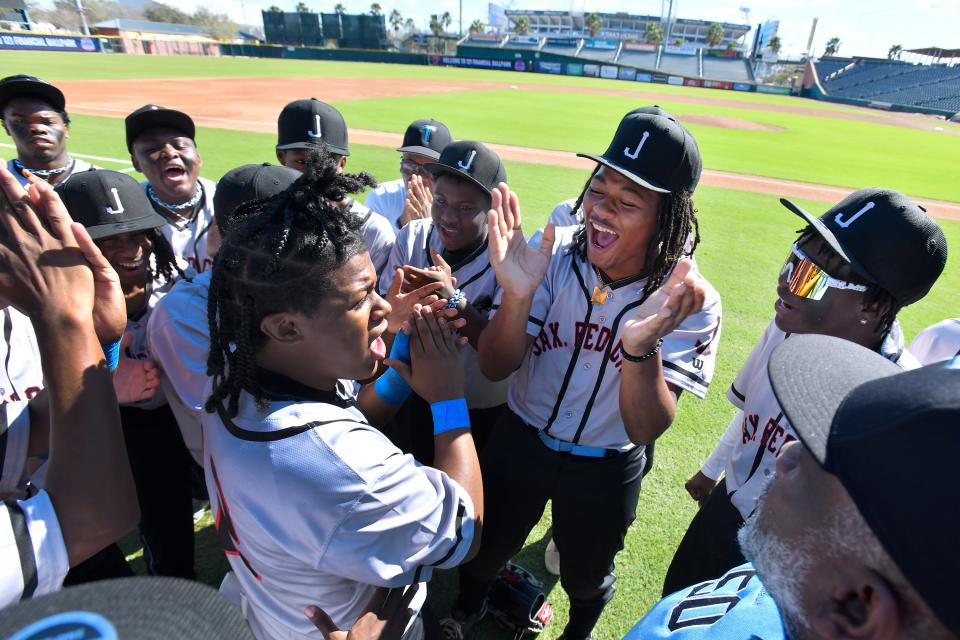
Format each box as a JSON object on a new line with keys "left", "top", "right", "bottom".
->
{"left": 7, "top": 500, "right": 38, "bottom": 599}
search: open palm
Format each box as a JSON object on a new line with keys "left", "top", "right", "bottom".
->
{"left": 622, "top": 259, "right": 705, "bottom": 353}
{"left": 487, "top": 183, "right": 555, "bottom": 297}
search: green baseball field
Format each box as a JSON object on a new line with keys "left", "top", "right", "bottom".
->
{"left": 4, "top": 50, "right": 957, "bottom": 638}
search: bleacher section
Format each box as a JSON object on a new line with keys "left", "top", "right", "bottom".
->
{"left": 658, "top": 53, "right": 699, "bottom": 77}
{"left": 579, "top": 45, "right": 619, "bottom": 62}
{"left": 815, "top": 56, "right": 854, "bottom": 80}
{"left": 506, "top": 35, "right": 540, "bottom": 49}
{"left": 617, "top": 50, "right": 658, "bottom": 70}
{"left": 817, "top": 58, "right": 960, "bottom": 114}
{"left": 463, "top": 35, "right": 502, "bottom": 48}
{"left": 702, "top": 56, "right": 754, "bottom": 82}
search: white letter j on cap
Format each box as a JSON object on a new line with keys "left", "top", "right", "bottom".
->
{"left": 457, "top": 150, "right": 477, "bottom": 171}
{"left": 307, "top": 114, "right": 322, "bottom": 139}
{"left": 834, "top": 201, "right": 875, "bottom": 228}
{"left": 105, "top": 187, "right": 124, "bottom": 215}
{"left": 624, "top": 131, "right": 650, "bottom": 160}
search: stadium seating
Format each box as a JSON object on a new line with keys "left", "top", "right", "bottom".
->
{"left": 617, "top": 50, "right": 658, "bottom": 70}
{"left": 818, "top": 58, "right": 960, "bottom": 114}
{"left": 702, "top": 56, "right": 754, "bottom": 82}
{"left": 658, "top": 53, "right": 699, "bottom": 77}
{"left": 578, "top": 45, "right": 619, "bottom": 62}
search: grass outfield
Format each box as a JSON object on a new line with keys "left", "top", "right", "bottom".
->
{"left": 2, "top": 62, "right": 953, "bottom": 637}
{"left": 4, "top": 50, "right": 855, "bottom": 111}
{"left": 5, "top": 51, "right": 959, "bottom": 201}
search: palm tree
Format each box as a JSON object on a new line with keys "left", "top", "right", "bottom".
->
{"left": 768, "top": 36, "right": 781, "bottom": 54}
{"left": 705, "top": 22, "right": 723, "bottom": 47}
{"left": 369, "top": 3, "right": 382, "bottom": 16}
{"left": 429, "top": 13, "right": 443, "bottom": 36}
{"left": 643, "top": 22, "right": 663, "bottom": 45}
{"left": 584, "top": 12, "right": 602, "bottom": 38}
{"left": 295, "top": 2, "right": 309, "bottom": 12}
{"left": 469, "top": 19, "right": 484, "bottom": 34}
{"left": 514, "top": 15, "right": 530, "bottom": 35}
{"left": 333, "top": 4, "right": 346, "bottom": 15}
{"left": 824, "top": 36, "right": 841, "bottom": 56}
{"left": 389, "top": 9, "right": 402, "bottom": 32}
{"left": 440, "top": 11, "right": 451, "bottom": 31}
{"left": 888, "top": 44, "right": 903, "bottom": 60}
{"left": 404, "top": 17, "right": 415, "bottom": 32}
{"left": 267, "top": 5, "right": 282, "bottom": 11}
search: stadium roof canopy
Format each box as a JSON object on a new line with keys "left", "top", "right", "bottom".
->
{"left": 93, "top": 18, "right": 209, "bottom": 36}
{"left": 906, "top": 47, "right": 960, "bottom": 58}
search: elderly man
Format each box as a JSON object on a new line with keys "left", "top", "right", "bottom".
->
{"left": 625, "top": 334, "right": 959, "bottom": 639}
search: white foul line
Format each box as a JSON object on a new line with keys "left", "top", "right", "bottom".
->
{"left": 0, "top": 143, "right": 133, "bottom": 169}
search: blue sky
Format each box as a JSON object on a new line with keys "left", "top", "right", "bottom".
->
{"left": 103, "top": 0, "right": 960, "bottom": 59}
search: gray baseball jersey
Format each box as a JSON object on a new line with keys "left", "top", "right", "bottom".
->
{"left": 0, "top": 307, "right": 44, "bottom": 496}
{"left": 496, "top": 226, "right": 722, "bottom": 451}
{"left": 908, "top": 318, "right": 960, "bottom": 365}
{"left": 146, "top": 271, "right": 211, "bottom": 465}
{"left": 143, "top": 176, "right": 217, "bottom": 273}
{"left": 0, "top": 490, "right": 68, "bottom": 607}
{"left": 201, "top": 376, "right": 475, "bottom": 638}
{"left": 713, "top": 319, "right": 915, "bottom": 519}
{"left": 364, "top": 178, "right": 406, "bottom": 229}
{"left": 379, "top": 219, "right": 509, "bottom": 409}
{"left": 547, "top": 198, "right": 582, "bottom": 228}
{"left": 349, "top": 199, "right": 396, "bottom": 281}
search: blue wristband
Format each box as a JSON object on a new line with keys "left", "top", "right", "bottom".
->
{"left": 430, "top": 398, "right": 471, "bottom": 436}
{"left": 374, "top": 368, "right": 412, "bottom": 406}
{"left": 102, "top": 337, "right": 121, "bottom": 373}
{"left": 390, "top": 330, "right": 411, "bottom": 365}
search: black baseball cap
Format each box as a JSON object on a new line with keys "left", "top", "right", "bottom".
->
{"left": 780, "top": 188, "right": 947, "bottom": 306}
{"left": 397, "top": 118, "right": 452, "bottom": 159}
{"left": 214, "top": 163, "right": 300, "bottom": 232}
{"left": 276, "top": 98, "right": 349, "bottom": 156}
{"left": 0, "top": 75, "right": 65, "bottom": 114}
{"left": 0, "top": 576, "right": 256, "bottom": 638}
{"left": 577, "top": 110, "right": 702, "bottom": 194}
{"left": 768, "top": 335, "right": 960, "bottom": 635}
{"left": 425, "top": 141, "right": 506, "bottom": 199}
{"left": 125, "top": 104, "right": 196, "bottom": 152}
{"left": 56, "top": 169, "right": 167, "bottom": 240}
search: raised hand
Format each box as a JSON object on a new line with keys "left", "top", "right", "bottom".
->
{"left": 402, "top": 246, "right": 456, "bottom": 300}
{"left": 20, "top": 171, "right": 126, "bottom": 342}
{"left": 621, "top": 258, "right": 705, "bottom": 355}
{"left": 399, "top": 174, "right": 433, "bottom": 228}
{"left": 306, "top": 584, "right": 419, "bottom": 640}
{"left": 0, "top": 162, "right": 96, "bottom": 324}
{"left": 113, "top": 332, "right": 161, "bottom": 404}
{"left": 383, "top": 268, "right": 443, "bottom": 334}
{"left": 486, "top": 183, "right": 554, "bottom": 298}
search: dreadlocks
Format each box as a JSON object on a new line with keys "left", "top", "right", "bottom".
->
{"left": 147, "top": 228, "right": 186, "bottom": 284}
{"left": 205, "top": 144, "right": 375, "bottom": 418}
{"left": 570, "top": 168, "right": 701, "bottom": 298}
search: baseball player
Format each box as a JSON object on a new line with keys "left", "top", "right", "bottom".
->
{"left": 626, "top": 337, "right": 960, "bottom": 639}
{"left": 57, "top": 169, "right": 198, "bottom": 579}
{"left": 0, "top": 163, "right": 138, "bottom": 608}
{"left": 446, "top": 110, "right": 722, "bottom": 640}
{"left": 662, "top": 188, "right": 947, "bottom": 595}
{"left": 147, "top": 163, "right": 301, "bottom": 465}
{"left": 378, "top": 141, "right": 509, "bottom": 464}
{"left": 125, "top": 104, "right": 217, "bottom": 273}
{"left": 201, "top": 147, "right": 481, "bottom": 639}
{"left": 274, "top": 98, "right": 395, "bottom": 279}
{"left": 364, "top": 118, "right": 453, "bottom": 229}
{"left": 0, "top": 75, "right": 95, "bottom": 187}
{"left": 908, "top": 318, "right": 960, "bottom": 364}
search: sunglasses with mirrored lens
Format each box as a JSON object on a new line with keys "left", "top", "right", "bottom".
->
{"left": 781, "top": 244, "right": 868, "bottom": 301}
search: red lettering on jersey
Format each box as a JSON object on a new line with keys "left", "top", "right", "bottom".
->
{"left": 548, "top": 322, "right": 563, "bottom": 349}
{"left": 574, "top": 322, "right": 587, "bottom": 348}
{"left": 209, "top": 457, "right": 261, "bottom": 581}
{"left": 742, "top": 414, "right": 760, "bottom": 444}
{"left": 24, "top": 386, "right": 41, "bottom": 400}
{"left": 611, "top": 339, "right": 623, "bottom": 370}
{"left": 595, "top": 327, "right": 611, "bottom": 352}
{"left": 758, "top": 417, "right": 782, "bottom": 451}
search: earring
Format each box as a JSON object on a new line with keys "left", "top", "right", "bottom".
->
{"left": 859, "top": 318, "right": 868, "bottom": 325}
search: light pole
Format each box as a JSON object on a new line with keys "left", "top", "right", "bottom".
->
{"left": 74, "top": 0, "right": 90, "bottom": 35}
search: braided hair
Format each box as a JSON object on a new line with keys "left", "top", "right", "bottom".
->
{"left": 570, "top": 167, "right": 701, "bottom": 298}
{"left": 205, "top": 145, "right": 375, "bottom": 417}
{"left": 147, "top": 228, "right": 185, "bottom": 284}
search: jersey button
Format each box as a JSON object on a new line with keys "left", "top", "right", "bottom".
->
{"left": 583, "top": 363, "right": 591, "bottom": 370}
{"left": 598, "top": 316, "right": 606, "bottom": 322}
{"left": 565, "top": 410, "right": 573, "bottom": 418}
{"left": 607, "top": 292, "right": 614, "bottom": 300}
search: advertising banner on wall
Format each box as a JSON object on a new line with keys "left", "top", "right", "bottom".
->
{"left": 566, "top": 63, "right": 584, "bottom": 76}
{"left": 684, "top": 78, "right": 703, "bottom": 87}
{"left": 582, "top": 63, "right": 600, "bottom": 77}
{"left": 600, "top": 65, "right": 618, "bottom": 79}
{"left": 536, "top": 61, "right": 563, "bottom": 74}
{"left": 667, "top": 75, "right": 684, "bottom": 85}
{"left": 618, "top": 67, "right": 637, "bottom": 80}
{"left": 703, "top": 79, "right": 733, "bottom": 89}
{"left": 430, "top": 56, "right": 519, "bottom": 70}
{"left": 0, "top": 33, "right": 100, "bottom": 52}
